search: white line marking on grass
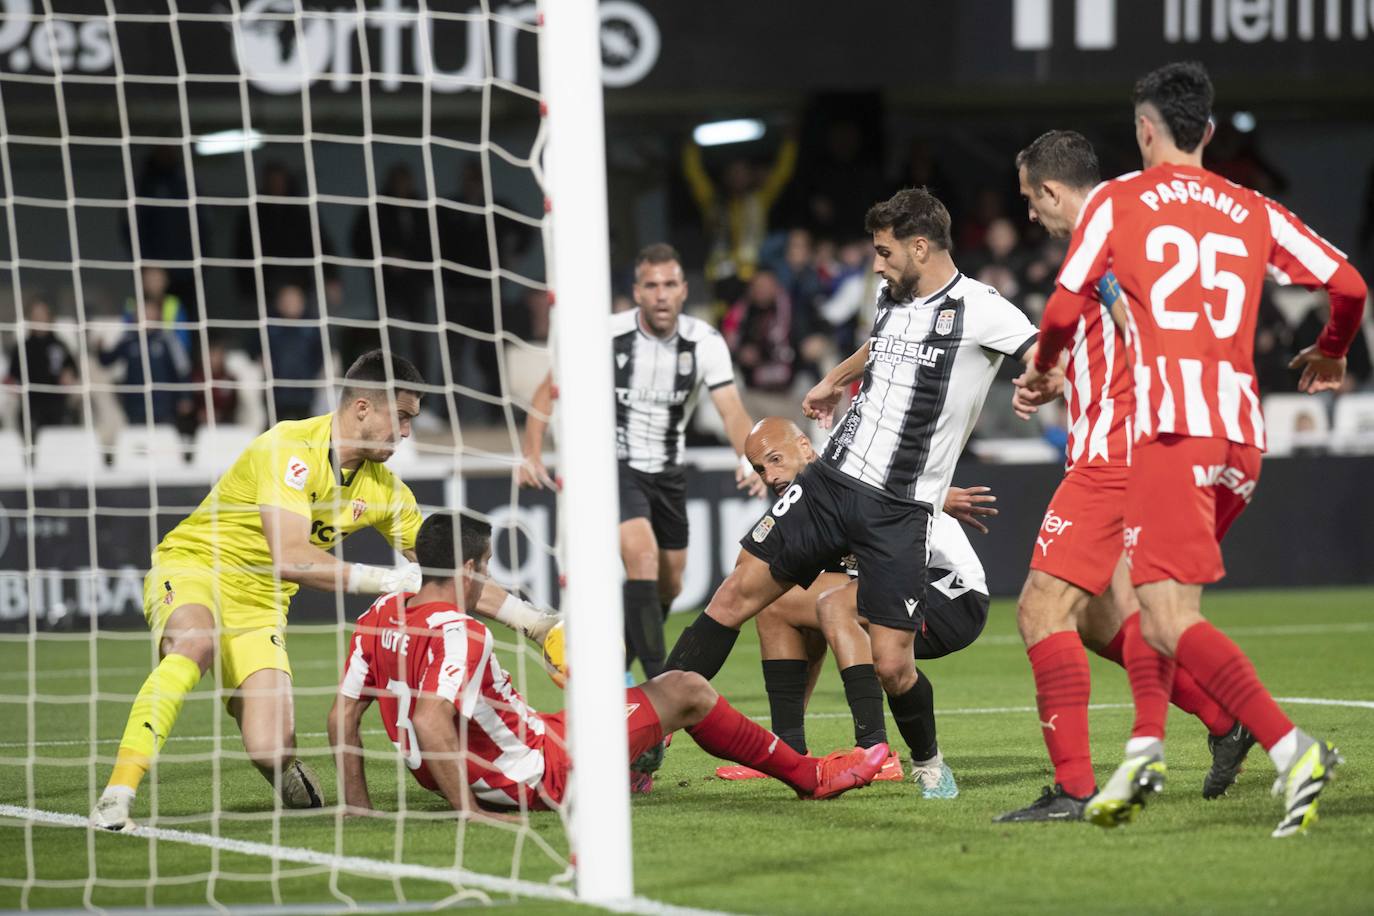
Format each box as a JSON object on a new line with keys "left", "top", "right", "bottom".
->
{"left": 0, "top": 805, "right": 741, "bottom": 916}
{"left": 6, "top": 698, "right": 1371, "bottom": 751}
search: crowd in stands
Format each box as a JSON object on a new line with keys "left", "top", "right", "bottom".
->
{"left": 3, "top": 125, "right": 1374, "bottom": 468}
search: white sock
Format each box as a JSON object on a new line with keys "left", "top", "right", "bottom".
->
{"left": 1267, "top": 728, "right": 1303, "bottom": 773}
{"left": 101, "top": 784, "right": 136, "bottom": 802}
{"left": 914, "top": 750, "right": 942, "bottom": 768}
{"left": 1125, "top": 736, "right": 1163, "bottom": 758}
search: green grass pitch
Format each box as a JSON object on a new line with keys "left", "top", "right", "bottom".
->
{"left": 1, "top": 586, "right": 1371, "bottom": 914}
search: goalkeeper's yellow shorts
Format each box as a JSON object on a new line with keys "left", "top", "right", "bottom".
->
{"left": 142, "top": 549, "right": 293, "bottom": 690}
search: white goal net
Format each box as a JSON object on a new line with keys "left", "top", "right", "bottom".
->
{"left": 0, "top": 0, "right": 630, "bottom": 910}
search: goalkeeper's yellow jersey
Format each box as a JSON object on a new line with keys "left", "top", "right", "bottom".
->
{"left": 155, "top": 413, "right": 423, "bottom": 605}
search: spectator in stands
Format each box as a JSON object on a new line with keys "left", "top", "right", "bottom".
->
{"left": 100, "top": 291, "right": 193, "bottom": 427}
{"left": 722, "top": 269, "right": 828, "bottom": 422}
{"left": 1253, "top": 290, "right": 1296, "bottom": 395}
{"left": 351, "top": 162, "right": 434, "bottom": 380}
{"left": 764, "top": 228, "right": 825, "bottom": 321}
{"left": 235, "top": 161, "right": 341, "bottom": 313}
{"left": 682, "top": 127, "right": 798, "bottom": 304}
{"left": 127, "top": 266, "right": 191, "bottom": 353}
{"left": 4, "top": 296, "right": 79, "bottom": 437}
{"left": 967, "top": 217, "right": 1028, "bottom": 303}
{"left": 436, "top": 161, "right": 531, "bottom": 424}
{"left": 265, "top": 285, "right": 325, "bottom": 422}
{"left": 956, "top": 186, "right": 1007, "bottom": 254}
{"left": 130, "top": 147, "right": 208, "bottom": 315}
{"left": 190, "top": 336, "right": 240, "bottom": 428}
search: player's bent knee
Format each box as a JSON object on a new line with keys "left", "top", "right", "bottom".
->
{"left": 163, "top": 633, "right": 214, "bottom": 672}
{"left": 873, "top": 652, "right": 917, "bottom": 695}
{"left": 654, "top": 670, "right": 717, "bottom": 724}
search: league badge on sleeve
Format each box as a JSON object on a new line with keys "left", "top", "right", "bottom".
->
{"left": 935, "top": 309, "right": 956, "bottom": 336}
{"left": 284, "top": 457, "right": 310, "bottom": 491}
{"left": 751, "top": 515, "right": 776, "bottom": 543}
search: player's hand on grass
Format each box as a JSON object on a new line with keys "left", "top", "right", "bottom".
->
{"left": 944, "top": 485, "right": 998, "bottom": 534}
{"left": 802, "top": 379, "right": 845, "bottom": 429}
{"left": 517, "top": 454, "right": 557, "bottom": 490}
{"left": 1289, "top": 344, "right": 1347, "bottom": 394}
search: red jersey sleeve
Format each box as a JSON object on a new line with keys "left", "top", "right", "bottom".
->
{"left": 1036, "top": 185, "right": 1116, "bottom": 372}
{"left": 339, "top": 621, "right": 376, "bottom": 699}
{"left": 1262, "top": 199, "right": 1368, "bottom": 358}
{"left": 416, "top": 614, "right": 478, "bottom": 708}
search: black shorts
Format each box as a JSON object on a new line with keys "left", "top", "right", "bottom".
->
{"left": 618, "top": 463, "right": 689, "bottom": 550}
{"left": 740, "top": 464, "right": 930, "bottom": 632}
{"left": 913, "top": 570, "right": 990, "bottom": 659}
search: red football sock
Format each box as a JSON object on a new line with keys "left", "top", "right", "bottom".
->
{"left": 1097, "top": 619, "right": 1233, "bottom": 737}
{"left": 687, "top": 695, "right": 817, "bottom": 793}
{"left": 1123, "top": 613, "right": 1174, "bottom": 742}
{"left": 1097, "top": 627, "right": 1126, "bottom": 666}
{"left": 1027, "top": 631, "right": 1095, "bottom": 798}
{"left": 1174, "top": 621, "right": 1293, "bottom": 750}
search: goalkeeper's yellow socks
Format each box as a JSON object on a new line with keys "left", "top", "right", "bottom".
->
{"left": 106, "top": 652, "right": 204, "bottom": 793}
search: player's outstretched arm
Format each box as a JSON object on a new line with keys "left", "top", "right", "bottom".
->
{"left": 518, "top": 370, "right": 557, "bottom": 490}
{"left": 944, "top": 485, "right": 998, "bottom": 535}
{"left": 710, "top": 384, "right": 767, "bottom": 498}
{"left": 412, "top": 695, "right": 519, "bottom": 823}
{"left": 473, "top": 578, "right": 560, "bottom": 644}
{"left": 261, "top": 506, "right": 419, "bottom": 595}
{"left": 803, "top": 341, "right": 870, "bottom": 429}
{"left": 327, "top": 692, "right": 374, "bottom": 814}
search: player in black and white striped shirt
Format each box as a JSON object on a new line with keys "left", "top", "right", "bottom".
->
{"left": 522, "top": 244, "right": 764, "bottom": 679}
{"left": 666, "top": 189, "right": 1057, "bottom": 782}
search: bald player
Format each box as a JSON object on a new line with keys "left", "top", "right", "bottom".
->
{"left": 721, "top": 417, "right": 995, "bottom": 797}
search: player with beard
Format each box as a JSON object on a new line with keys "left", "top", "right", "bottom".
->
{"left": 666, "top": 188, "right": 1056, "bottom": 793}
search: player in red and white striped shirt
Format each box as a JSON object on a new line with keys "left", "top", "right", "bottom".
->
{"left": 327, "top": 512, "right": 888, "bottom": 816}
{"left": 997, "top": 131, "right": 1242, "bottom": 823}
{"left": 1022, "top": 62, "right": 1367, "bottom": 837}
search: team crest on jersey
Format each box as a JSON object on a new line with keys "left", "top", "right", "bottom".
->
{"left": 935, "top": 309, "right": 956, "bottom": 336}
{"left": 615, "top": 352, "right": 629, "bottom": 369}
{"left": 751, "top": 516, "right": 776, "bottom": 543}
{"left": 351, "top": 498, "right": 367, "bottom": 522}
{"left": 677, "top": 351, "right": 694, "bottom": 376}
{"left": 284, "top": 456, "right": 309, "bottom": 491}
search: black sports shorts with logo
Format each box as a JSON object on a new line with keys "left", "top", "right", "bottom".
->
{"left": 739, "top": 463, "right": 930, "bottom": 632}
{"left": 618, "top": 462, "right": 689, "bottom": 550}
{"left": 912, "top": 573, "right": 990, "bottom": 659}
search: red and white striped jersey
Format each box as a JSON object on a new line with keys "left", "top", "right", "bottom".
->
{"left": 1062, "top": 272, "right": 1134, "bottom": 471}
{"left": 1038, "top": 163, "right": 1367, "bottom": 451}
{"left": 340, "top": 593, "right": 550, "bottom": 809}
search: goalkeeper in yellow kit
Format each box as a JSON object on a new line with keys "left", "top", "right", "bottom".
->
{"left": 93, "top": 351, "right": 438, "bottom": 828}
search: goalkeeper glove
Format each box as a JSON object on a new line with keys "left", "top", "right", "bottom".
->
{"left": 347, "top": 562, "right": 422, "bottom": 596}
{"left": 493, "top": 593, "right": 561, "bottom": 644}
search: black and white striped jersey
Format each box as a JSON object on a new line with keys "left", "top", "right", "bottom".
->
{"left": 819, "top": 273, "right": 1037, "bottom": 509}
{"left": 612, "top": 309, "right": 736, "bottom": 473}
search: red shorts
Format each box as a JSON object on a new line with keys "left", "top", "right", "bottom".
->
{"left": 539, "top": 686, "right": 664, "bottom": 806}
{"left": 1029, "top": 462, "right": 1129, "bottom": 595}
{"left": 1124, "top": 434, "right": 1261, "bottom": 587}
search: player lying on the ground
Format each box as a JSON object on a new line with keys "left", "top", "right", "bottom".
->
{"left": 1021, "top": 61, "right": 1366, "bottom": 837}
{"left": 994, "top": 129, "right": 1253, "bottom": 824}
{"left": 520, "top": 243, "right": 765, "bottom": 682}
{"left": 715, "top": 417, "right": 994, "bottom": 799}
{"left": 665, "top": 189, "right": 1060, "bottom": 794}
{"left": 92, "top": 351, "right": 556, "bottom": 831}
{"left": 327, "top": 512, "right": 889, "bottom": 816}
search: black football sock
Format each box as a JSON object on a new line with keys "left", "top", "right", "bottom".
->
{"left": 762, "top": 659, "right": 810, "bottom": 754}
{"left": 623, "top": 579, "right": 665, "bottom": 678}
{"left": 888, "top": 667, "right": 938, "bottom": 763}
{"left": 660, "top": 601, "right": 673, "bottom": 621}
{"left": 840, "top": 664, "right": 888, "bottom": 748}
{"left": 664, "top": 612, "right": 739, "bottom": 679}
